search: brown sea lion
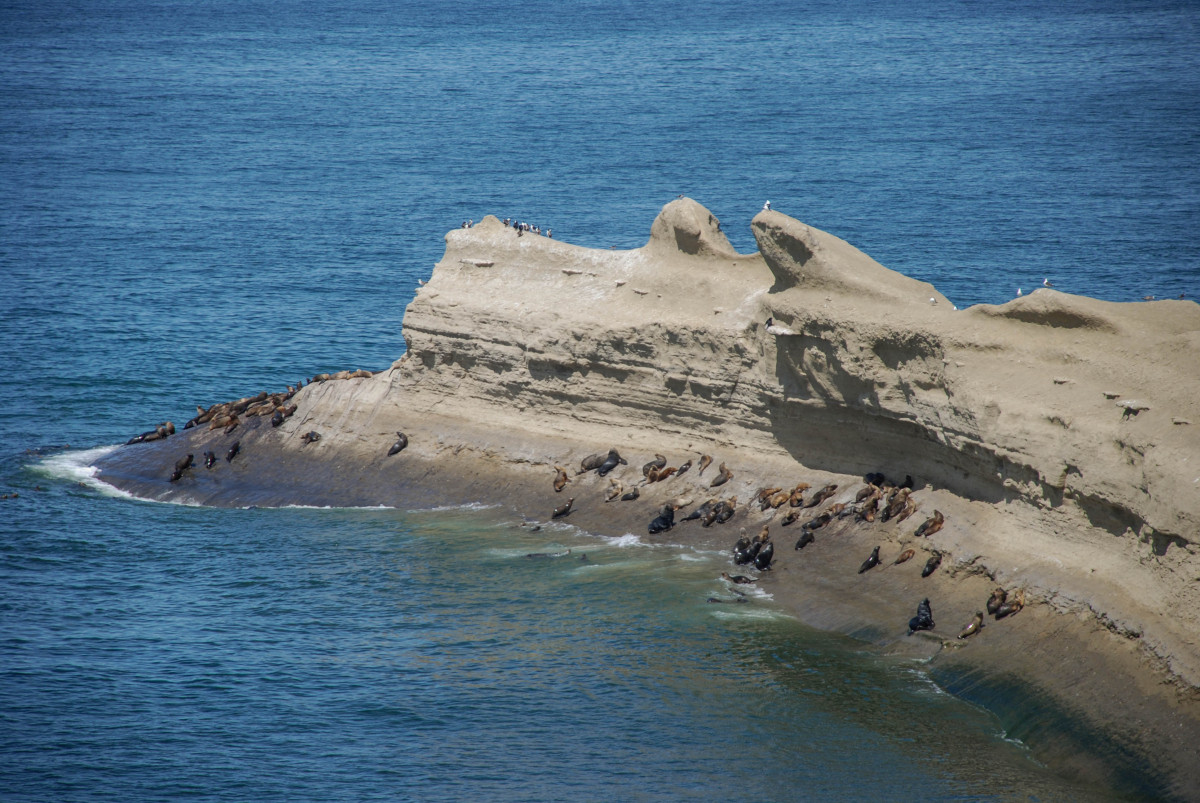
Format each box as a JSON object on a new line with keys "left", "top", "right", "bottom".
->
{"left": 553, "top": 465, "right": 570, "bottom": 493}
{"left": 895, "top": 495, "right": 918, "bottom": 523}
{"left": 768, "top": 491, "right": 790, "bottom": 509}
{"left": 578, "top": 453, "right": 604, "bottom": 474}
{"left": 301, "top": 431, "right": 321, "bottom": 445}
{"left": 604, "top": 479, "right": 623, "bottom": 502}
{"left": 915, "top": 510, "right": 944, "bottom": 537}
{"left": 958, "top": 612, "right": 985, "bottom": 640}
{"left": 893, "top": 548, "right": 916, "bottom": 565}
{"left": 552, "top": 498, "right": 574, "bottom": 519}
{"left": 804, "top": 484, "right": 838, "bottom": 508}
{"left": 653, "top": 466, "right": 678, "bottom": 483}
{"left": 986, "top": 587, "right": 1007, "bottom": 616}
{"left": 643, "top": 454, "right": 667, "bottom": 478}
{"left": 697, "top": 455, "right": 713, "bottom": 475}
{"left": 855, "top": 484, "right": 879, "bottom": 503}
{"left": 709, "top": 462, "right": 732, "bottom": 488}
{"left": 780, "top": 509, "right": 800, "bottom": 526}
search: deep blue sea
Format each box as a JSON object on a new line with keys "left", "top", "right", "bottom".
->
{"left": 2, "top": 0, "right": 1198, "bottom": 799}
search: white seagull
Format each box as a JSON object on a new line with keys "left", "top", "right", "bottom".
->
{"left": 762, "top": 200, "right": 772, "bottom": 211}
{"left": 1043, "top": 277, "right": 1054, "bottom": 288}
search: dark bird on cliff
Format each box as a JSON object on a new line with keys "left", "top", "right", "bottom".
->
{"left": 203, "top": 450, "right": 217, "bottom": 469}
{"left": 958, "top": 612, "right": 985, "bottom": 640}
{"left": 675, "top": 459, "right": 692, "bottom": 477}
{"left": 648, "top": 503, "right": 676, "bottom": 534}
{"left": 804, "top": 484, "right": 838, "bottom": 509}
{"left": 168, "top": 454, "right": 194, "bottom": 482}
{"left": 554, "top": 465, "right": 571, "bottom": 493}
{"left": 226, "top": 441, "right": 240, "bottom": 463}
{"left": 578, "top": 453, "right": 604, "bottom": 474}
{"left": 620, "top": 487, "right": 640, "bottom": 502}
{"left": 552, "top": 498, "right": 574, "bottom": 519}
{"left": 986, "top": 587, "right": 1008, "bottom": 616}
{"left": 908, "top": 598, "right": 935, "bottom": 634}
{"left": 710, "top": 462, "right": 733, "bottom": 488}
{"left": 995, "top": 589, "right": 1025, "bottom": 619}
{"left": 915, "top": 510, "right": 944, "bottom": 538}
{"left": 858, "top": 546, "right": 881, "bottom": 574}
{"left": 754, "top": 539, "right": 775, "bottom": 571}
{"left": 921, "top": 552, "right": 942, "bottom": 578}
{"left": 698, "top": 455, "right": 713, "bottom": 476}
{"left": 894, "top": 548, "right": 916, "bottom": 565}
{"left": 388, "top": 432, "right": 409, "bottom": 456}
{"left": 301, "top": 431, "right": 321, "bottom": 445}
{"left": 722, "top": 572, "right": 757, "bottom": 585}
{"left": 794, "top": 530, "right": 814, "bottom": 550}
{"left": 597, "top": 448, "right": 627, "bottom": 477}
{"left": 643, "top": 454, "right": 666, "bottom": 478}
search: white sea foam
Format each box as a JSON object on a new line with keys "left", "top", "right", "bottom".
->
{"left": 34, "top": 445, "right": 142, "bottom": 500}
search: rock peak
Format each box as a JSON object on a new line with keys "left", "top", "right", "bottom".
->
{"left": 646, "top": 198, "right": 741, "bottom": 259}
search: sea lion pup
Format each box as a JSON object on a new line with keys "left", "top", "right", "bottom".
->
{"left": 732, "top": 531, "right": 752, "bottom": 560}
{"left": 552, "top": 498, "right": 574, "bottom": 519}
{"left": 697, "top": 454, "right": 713, "bottom": 476}
{"left": 675, "top": 459, "right": 692, "bottom": 477}
{"left": 208, "top": 413, "right": 234, "bottom": 431}
{"left": 794, "top": 530, "right": 814, "bottom": 550}
{"left": 857, "top": 495, "right": 880, "bottom": 523}
{"left": 958, "top": 612, "right": 985, "bottom": 640}
{"left": 203, "top": 450, "right": 217, "bottom": 469}
{"left": 226, "top": 441, "right": 240, "bottom": 462}
{"left": 921, "top": 552, "right": 942, "bottom": 578}
{"left": 753, "top": 538, "right": 775, "bottom": 571}
{"left": 643, "top": 454, "right": 666, "bottom": 478}
{"left": 914, "top": 510, "right": 944, "bottom": 537}
{"left": 780, "top": 509, "right": 800, "bottom": 526}
{"left": 554, "top": 466, "right": 571, "bottom": 493}
{"left": 893, "top": 548, "right": 916, "bottom": 565}
{"left": 648, "top": 503, "right": 676, "bottom": 534}
{"left": 596, "top": 448, "right": 627, "bottom": 477}
{"left": 388, "top": 432, "right": 409, "bottom": 457}
{"left": 804, "top": 484, "right": 838, "bottom": 508}
{"left": 995, "top": 588, "right": 1025, "bottom": 619}
{"left": 986, "top": 587, "right": 1008, "bottom": 616}
{"left": 604, "top": 479, "right": 623, "bottom": 502}
{"left": 168, "top": 454, "right": 194, "bottom": 482}
{"left": 619, "top": 487, "right": 640, "bottom": 502}
{"left": 577, "top": 453, "right": 604, "bottom": 474}
{"left": 301, "top": 431, "right": 321, "bottom": 445}
{"left": 908, "top": 598, "right": 935, "bottom": 634}
{"left": 722, "top": 572, "right": 757, "bottom": 585}
{"left": 709, "top": 462, "right": 733, "bottom": 488}
{"left": 858, "top": 546, "right": 881, "bottom": 574}
{"left": 682, "top": 498, "right": 717, "bottom": 522}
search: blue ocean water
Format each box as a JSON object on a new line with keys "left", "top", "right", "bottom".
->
{"left": 2, "top": 0, "right": 1197, "bottom": 799}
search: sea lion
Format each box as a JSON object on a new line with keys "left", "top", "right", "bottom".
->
{"left": 388, "top": 432, "right": 409, "bottom": 456}
{"left": 864, "top": 471, "right": 886, "bottom": 486}
{"left": 895, "top": 495, "right": 918, "bottom": 523}
{"left": 995, "top": 589, "right": 1025, "bottom": 618}
{"left": 794, "top": 530, "right": 814, "bottom": 550}
{"left": 223, "top": 416, "right": 239, "bottom": 435}
{"left": 226, "top": 441, "right": 240, "bottom": 462}
{"left": 958, "top": 612, "right": 985, "bottom": 640}
{"left": 271, "top": 410, "right": 285, "bottom": 428}
{"left": 554, "top": 465, "right": 571, "bottom": 493}
{"left": 707, "top": 597, "right": 749, "bottom": 604}
{"left": 855, "top": 484, "right": 879, "bottom": 504}
{"left": 203, "top": 450, "right": 217, "bottom": 469}
{"left": 552, "top": 498, "right": 574, "bottom": 519}
{"left": 643, "top": 454, "right": 666, "bottom": 478}
{"left": 894, "top": 548, "right": 916, "bottom": 565}
{"left": 722, "top": 572, "right": 757, "bottom": 585}
{"left": 578, "top": 453, "right": 604, "bottom": 474}
{"left": 675, "top": 459, "right": 692, "bottom": 477}
{"left": 768, "top": 491, "right": 790, "bottom": 509}
{"left": 753, "top": 539, "right": 775, "bottom": 571}
{"left": 986, "top": 587, "right": 1007, "bottom": 616}
{"left": 733, "top": 534, "right": 760, "bottom": 565}
{"left": 648, "top": 503, "right": 675, "bottom": 534}
{"left": 804, "top": 484, "right": 838, "bottom": 508}
{"left": 301, "top": 431, "right": 321, "bottom": 445}
{"left": 858, "top": 546, "right": 881, "bottom": 574}
{"left": 788, "top": 484, "right": 810, "bottom": 507}
{"left": 857, "top": 496, "right": 880, "bottom": 522}
{"left": 652, "top": 466, "right": 678, "bottom": 483}
{"left": 921, "top": 552, "right": 942, "bottom": 578}
{"left": 882, "top": 489, "right": 910, "bottom": 522}
{"left": 804, "top": 511, "right": 832, "bottom": 531}
{"left": 715, "top": 496, "right": 738, "bottom": 524}
{"left": 908, "top": 598, "right": 935, "bottom": 634}
{"left": 597, "top": 448, "right": 626, "bottom": 477}
{"left": 709, "top": 462, "right": 732, "bottom": 488}
{"left": 682, "top": 499, "right": 716, "bottom": 522}
{"left": 604, "top": 479, "right": 623, "bottom": 502}
{"left": 780, "top": 510, "right": 800, "bottom": 526}
{"left": 915, "top": 510, "right": 944, "bottom": 537}
{"left": 620, "top": 487, "right": 640, "bottom": 502}
{"left": 698, "top": 454, "right": 713, "bottom": 475}
{"left": 168, "top": 454, "right": 194, "bottom": 482}
{"left": 756, "top": 487, "right": 782, "bottom": 511}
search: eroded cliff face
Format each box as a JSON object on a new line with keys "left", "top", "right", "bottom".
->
{"left": 284, "top": 198, "right": 1200, "bottom": 682}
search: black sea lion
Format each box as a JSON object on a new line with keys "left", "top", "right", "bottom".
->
{"left": 388, "top": 432, "right": 409, "bottom": 456}
{"left": 753, "top": 539, "right": 774, "bottom": 571}
{"left": 648, "top": 503, "right": 675, "bottom": 534}
{"left": 271, "top": 410, "right": 285, "bottom": 428}
{"left": 794, "top": 530, "right": 814, "bottom": 550}
{"left": 908, "top": 598, "right": 935, "bottom": 634}
{"left": 203, "top": 450, "right": 217, "bottom": 469}
{"left": 301, "top": 431, "right": 321, "bottom": 445}
{"left": 168, "top": 454, "right": 194, "bottom": 482}
{"left": 858, "top": 546, "right": 880, "bottom": 574}
{"left": 958, "top": 612, "right": 984, "bottom": 640}
{"left": 995, "top": 589, "right": 1025, "bottom": 618}
{"left": 620, "top": 487, "right": 640, "bottom": 502}
{"left": 552, "top": 498, "right": 574, "bottom": 519}
{"left": 780, "top": 510, "right": 800, "bottom": 526}
{"left": 675, "top": 459, "right": 692, "bottom": 477}
{"left": 921, "top": 552, "right": 942, "bottom": 578}
{"left": 986, "top": 587, "right": 1007, "bottom": 616}
{"left": 722, "top": 572, "right": 756, "bottom": 585}
{"left": 643, "top": 454, "right": 666, "bottom": 478}
{"left": 715, "top": 496, "right": 737, "bottom": 524}
{"left": 226, "top": 441, "right": 240, "bottom": 463}
{"left": 597, "top": 448, "right": 626, "bottom": 477}
{"left": 804, "top": 483, "right": 838, "bottom": 509}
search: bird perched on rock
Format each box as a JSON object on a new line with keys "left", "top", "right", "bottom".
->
{"left": 921, "top": 552, "right": 942, "bottom": 578}
{"left": 388, "top": 432, "right": 409, "bottom": 456}
{"left": 915, "top": 510, "right": 944, "bottom": 537}
{"left": 908, "top": 598, "right": 935, "bottom": 634}
{"left": 858, "top": 546, "right": 881, "bottom": 574}
{"left": 986, "top": 587, "right": 1007, "bottom": 616}
{"left": 552, "top": 498, "right": 574, "bottom": 519}
{"left": 958, "top": 612, "right": 984, "bottom": 640}
{"left": 710, "top": 462, "right": 733, "bottom": 488}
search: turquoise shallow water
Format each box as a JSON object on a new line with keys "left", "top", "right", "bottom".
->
{"left": 2, "top": 0, "right": 1197, "bottom": 798}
